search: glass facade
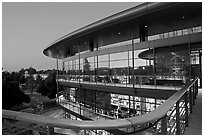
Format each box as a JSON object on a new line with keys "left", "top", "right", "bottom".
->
{"left": 61, "top": 45, "right": 197, "bottom": 90}
{"left": 60, "top": 87, "right": 165, "bottom": 119}
{"left": 60, "top": 26, "right": 201, "bottom": 90}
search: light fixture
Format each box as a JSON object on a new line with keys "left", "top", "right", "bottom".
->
{"left": 118, "top": 32, "right": 121, "bottom": 35}
{"left": 182, "top": 16, "right": 185, "bottom": 19}
{"left": 145, "top": 25, "right": 147, "bottom": 28}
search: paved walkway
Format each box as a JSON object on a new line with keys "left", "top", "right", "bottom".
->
{"left": 184, "top": 89, "right": 202, "bottom": 135}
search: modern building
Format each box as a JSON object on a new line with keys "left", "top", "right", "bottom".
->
{"left": 3, "top": 2, "right": 202, "bottom": 135}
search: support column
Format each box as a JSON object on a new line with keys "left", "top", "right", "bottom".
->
{"left": 96, "top": 43, "right": 99, "bottom": 84}
{"left": 68, "top": 60, "right": 69, "bottom": 76}
{"left": 131, "top": 26, "right": 136, "bottom": 116}
{"left": 129, "top": 95, "right": 131, "bottom": 117}
{"left": 78, "top": 43, "right": 81, "bottom": 84}
{"left": 139, "top": 24, "right": 148, "bottom": 42}
{"left": 188, "top": 36, "right": 191, "bottom": 83}
{"left": 139, "top": 24, "right": 148, "bottom": 115}
{"left": 127, "top": 50, "right": 130, "bottom": 85}
{"left": 153, "top": 48, "right": 157, "bottom": 87}
{"left": 78, "top": 42, "right": 82, "bottom": 115}
{"left": 108, "top": 53, "right": 111, "bottom": 83}
{"left": 62, "top": 61, "right": 65, "bottom": 75}
{"left": 94, "top": 50, "right": 96, "bottom": 83}
{"left": 56, "top": 49, "right": 59, "bottom": 104}
{"left": 131, "top": 27, "right": 135, "bottom": 89}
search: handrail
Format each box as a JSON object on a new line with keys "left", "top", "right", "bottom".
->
{"left": 126, "top": 78, "right": 198, "bottom": 125}
{"left": 2, "top": 78, "right": 198, "bottom": 132}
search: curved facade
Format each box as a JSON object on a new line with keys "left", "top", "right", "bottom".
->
{"left": 42, "top": 2, "right": 202, "bottom": 135}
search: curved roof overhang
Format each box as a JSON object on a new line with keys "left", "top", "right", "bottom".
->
{"left": 43, "top": 2, "right": 202, "bottom": 59}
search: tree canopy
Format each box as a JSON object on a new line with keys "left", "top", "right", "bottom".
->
{"left": 2, "top": 81, "right": 30, "bottom": 110}
{"left": 84, "top": 58, "right": 91, "bottom": 74}
{"left": 27, "top": 66, "right": 37, "bottom": 75}
{"left": 36, "top": 70, "right": 63, "bottom": 99}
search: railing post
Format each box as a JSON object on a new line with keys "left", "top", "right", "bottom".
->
{"left": 195, "top": 80, "right": 198, "bottom": 97}
{"left": 80, "top": 103, "right": 82, "bottom": 115}
{"left": 161, "top": 114, "right": 168, "bottom": 135}
{"left": 189, "top": 88, "right": 193, "bottom": 113}
{"left": 192, "top": 84, "right": 195, "bottom": 105}
{"left": 48, "top": 126, "right": 54, "bottom": 135}
{"left": 176, "top": 101, "right": 181, "bottom": 135}
{"left": 184, "top": 92, "right": 189, "bottom": 127}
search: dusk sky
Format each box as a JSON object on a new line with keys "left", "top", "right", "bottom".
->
{"left": 2, "top": 2, "right": 142, "bottom": 72}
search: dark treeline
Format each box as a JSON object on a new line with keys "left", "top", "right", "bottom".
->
{"left": 2, "top": 67, "right": 61, "bottom": 110}
{"left": 2, "top": 71, "right": 30, "bottom": 110}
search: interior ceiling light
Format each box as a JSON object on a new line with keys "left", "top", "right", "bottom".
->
{"left": 182, "top": 16, "right": 185, "bottom": 19}
{"left": 118, "top": 32, "right": 121, "bottom": 35}
{"left": 145, "top": 25, "right": 148, "bottom": 28}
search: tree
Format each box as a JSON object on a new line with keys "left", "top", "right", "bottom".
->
{"left": 2, "top": 81, "right": 30, "bottom": 110}
{"left": 36, "top": 70, "right": 63, "bottom": 99}
{"left": 28, "top": 66, "right": 36, "bottom": 75}
{"left": 12, "top": 72, "right": 21, "bottom": 82}
{"left": 19, "top": 75, "right": 26, "bottom": 85}
{"left": 84, "top": 58, "right": 91, "bottom": 75}
{"left": 35, "top": 74, "right": 43, "bottom": 86}
{"left": 2, "top": 71, "right": 12, "bottom": 81}
{"left": 37, "top": 70, "right": 45, "bottom": 74}
{"left": 25, "top": 76, "right": 36, "bottom": 94}
{"left": 19, "top": 68, "right": 25, "bottom": 75}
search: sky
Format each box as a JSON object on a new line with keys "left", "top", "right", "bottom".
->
{"left": 2, "top": 2, "right": 142, "bottom": 72}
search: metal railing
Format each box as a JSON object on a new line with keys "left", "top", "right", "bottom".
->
{"left": 58, "top": 74, "right": 184, "bottom": 91}
{"left": 2, "top": 78, "right": 198, "bottom": 135}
